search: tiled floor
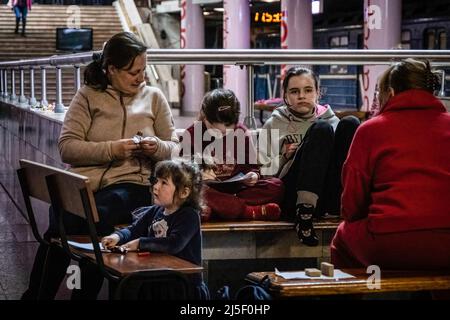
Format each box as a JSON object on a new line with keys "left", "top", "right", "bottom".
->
{"left": 0, "top": 185, "right": 39, "bottom": 300}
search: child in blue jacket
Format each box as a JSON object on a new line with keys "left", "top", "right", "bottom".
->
{"left": 73, "top": 159, "right": 209, "bottom": 300}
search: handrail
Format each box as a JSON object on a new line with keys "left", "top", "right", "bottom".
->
{"left": 0, "top": 52, "right": 95, "bottom": 68}
{"left": 1, "top": 49, "right": 449, "bottom": 121}
{"left": 144, "top": 49, "right": 450, "bottom": 66}
{"left": 1, "top": 49, "right": 450, "bottom": 68}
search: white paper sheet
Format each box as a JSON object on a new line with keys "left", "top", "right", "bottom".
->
{"left": 274, "top": 268, "right": 355, "bottom": 280}
{"left": 68, "top": 241, "right": 109, "bottom": 252}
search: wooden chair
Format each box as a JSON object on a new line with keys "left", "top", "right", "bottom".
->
{"left": 17, "top": 159, "right": 87, "bottom": 299}
{"left": 18, "top": 159, "right": 93, "bottom": 262}
{"left": 41, "top": 161, "right": 197, "bottom": 300}
{"left": 18, "top": 159, "right": 200, "bottom": 300}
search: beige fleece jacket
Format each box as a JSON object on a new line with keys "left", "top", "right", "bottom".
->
{"left": 59, "top": 85, "right": 179, "bottom": 192}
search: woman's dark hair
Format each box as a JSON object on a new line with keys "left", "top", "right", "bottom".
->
{"left": 153, "top": 159, "right": 203, "bottom": 211}
{"left": 200, "top": 89, "right": 240, "bottom": 126}
{"left": 84, "top": 32, "right": 147, "bottom": 90}
{"left": 282, "top": 67, "right": 320, "bottom": 105}
{"left": 385, "top": 58, "right": 440, "bottom": 94}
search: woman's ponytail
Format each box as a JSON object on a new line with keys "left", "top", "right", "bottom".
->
{"left": 84, "top": 51, "right": 108, "bottom": 90}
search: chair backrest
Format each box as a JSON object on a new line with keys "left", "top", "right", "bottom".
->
{"left": 18, "top": 159, "right": 53, "bottom": 204}
{"left": 17, "top": 159, "right": 62, "bottom": 245}
{"left": 42, "top": 164, "right": 114, "bottom": 281}
{"left": 47, "top": 170, "right": 99, "bottom": 223}
{"left": 18, "top": 159, "right": 99, "bottom": 222}
{"left": 18, "top": 159, "right": 102, "bottom": 266}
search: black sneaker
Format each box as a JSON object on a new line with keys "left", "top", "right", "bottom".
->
{"left": 295, "top": 203, "right": 319, "bottom": 246}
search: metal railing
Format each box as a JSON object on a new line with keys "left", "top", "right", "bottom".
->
{"left": 0, "top": 52, "right": 94, "bottom": 112}
{"left": 1, "top": 49, "right": 449, "bottom": 127}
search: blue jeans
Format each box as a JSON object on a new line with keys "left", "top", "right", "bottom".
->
{"left": 14, "top": 5, "right": 28, "bottom": 20}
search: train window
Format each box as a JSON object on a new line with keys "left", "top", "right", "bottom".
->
{"left": 330, "top": 36, "right": 340, "bottom": 47}
{"left": 424, "top": 28, "right": 447, "bottom": 49}
{"left": 401, "top": 30, "right": 411, "bottom": 49}
{"left": 329, "top": 35, "right": 348, "bottom": 74}
{"left": 330, "top": 36, "right": 348, "bottom": 48}
{"left": 425, "top": 29, "right": 436, "bottom": 49}
{"left": 439, "top": 31, "right": 447, "bottom": 50}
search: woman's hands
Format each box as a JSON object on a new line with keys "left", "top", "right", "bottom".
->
{"left": 242, "top": 171, "right": 258, "bottom": 186}
{"left": 136, "top": 137, "right": 158, "bottom": 157}
{"left": 101, "top": 234, "right": 120, "bottom": 249}
{"left": 111, "top": 137, "right": 159, "bottom": 160}
{"left": 111, "top": 139, "right": 140, "bottom": 160}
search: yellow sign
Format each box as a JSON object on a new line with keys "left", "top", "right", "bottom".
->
{"left": 254, "top": 12, "right": 284, "bottom": 23}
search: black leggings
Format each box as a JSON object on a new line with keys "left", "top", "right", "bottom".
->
{"left": 21, "top": 183, "right": 151, "bottom": 300}
{"left": 281, "top": 116, "right": 360, "bottom": 220}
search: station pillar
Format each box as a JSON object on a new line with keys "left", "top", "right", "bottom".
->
{"left": 180, "top": 0, "right": 205, "bottom": 116}
{"left": 281, "top": 0, "right": 313, "bottom": 78}
{"left": 223, "top": 0, "right": 250, "bottom": 121}
{"left": 363, "top": 0, "right": 402, "bottom": 112}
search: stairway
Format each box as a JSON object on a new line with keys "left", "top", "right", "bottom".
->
{"left": 0, "top": 4, "right": 123, "bottom": 106}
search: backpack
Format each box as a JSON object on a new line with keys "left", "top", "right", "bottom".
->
{"left": 235, "top": 285, "right": 272, "bottom": 300}
{"left": 216, "top": 275, "right": 272, "bottom": 300}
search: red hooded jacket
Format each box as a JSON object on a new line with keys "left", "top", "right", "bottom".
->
{"left": 341, "top": 89, "right": 450, "bottom": 234}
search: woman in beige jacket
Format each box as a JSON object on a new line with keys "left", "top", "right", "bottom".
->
{"left": 23, "top": 32, "right": 179, "bottom": 300}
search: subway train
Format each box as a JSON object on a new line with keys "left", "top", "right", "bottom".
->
{"left": 253, "top": 0, "right": 450, "bottom": 111}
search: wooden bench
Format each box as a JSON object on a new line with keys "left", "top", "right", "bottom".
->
{"left": 200, "top": 219, "right": 341, "bottom": 291}
{"left": 201, "top": 218, "right": 341, "bottom": 232}
{"left": 201, "top": 218, "right": 341, "bottom": 261}
{"left": 246, "top": 268, "right": 450, "bottom": 298}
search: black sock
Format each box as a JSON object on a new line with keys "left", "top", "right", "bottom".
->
{"left": 295, "top": 203, "right": 319, "bottom": 246}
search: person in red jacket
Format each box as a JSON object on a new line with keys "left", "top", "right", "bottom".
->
{"left": 182, "top": 89, "right": 284, "bottom": 221}
{"left": 331, "top": 58, "right": 450, "bottom": 269}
